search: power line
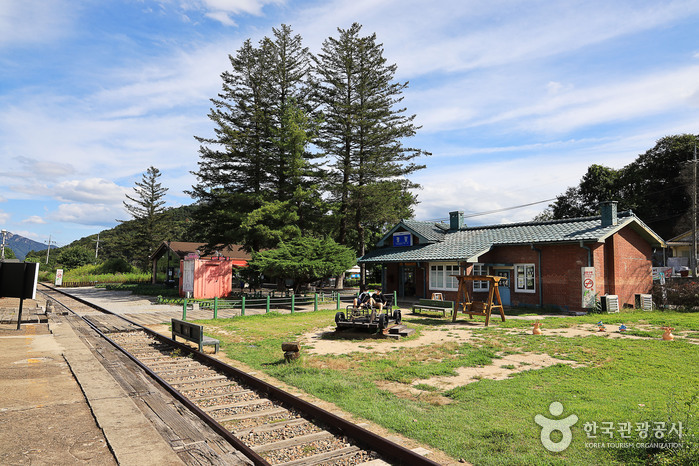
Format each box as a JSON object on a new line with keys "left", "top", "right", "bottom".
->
{"left": 424, "top": 198, "right": 556, "bottom": 222}
{"left": 462, "top": 198, "right": 557, "bottom": 219}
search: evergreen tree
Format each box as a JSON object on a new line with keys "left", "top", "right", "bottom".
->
{"left": 249, "top": 237, "right": 356, "bottom": 293}
{"left": 537, "top": 134, "right": 698, "bottom": 239}
{"left": 120, "top": 166, "right": 168, "bottom": 268}
{"left": 620, "top": 134, "right": 697, "bottom": 238}
{"left": 189, "top": 25, "right": 322, "bottom": 252}
{"left": 313, "top": 23, "right": 428, "bottom": 282}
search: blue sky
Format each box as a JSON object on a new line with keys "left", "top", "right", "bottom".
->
{"left": 1, "top": 0, "right": 699, "bottom": 247}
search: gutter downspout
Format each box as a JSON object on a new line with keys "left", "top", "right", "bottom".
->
{"left": 580, "top": 240, "right": 592, "bottom": 267}
{"left": 531, "top": 244, "right": 543, "bottom": 308}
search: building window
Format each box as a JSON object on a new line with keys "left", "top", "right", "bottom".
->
{"left": 515, "top": 264, "right": 535, "bottom": 293}
{"left": 430, "top": 263, "right": 460, "bottom": 291}
{"left": 472, "top": 264, "right": 489, "bottom": 292}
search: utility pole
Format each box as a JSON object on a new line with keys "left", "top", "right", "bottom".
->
{"left": 92, "top": 233, "right": 101, "bottom": 259}
{"left": 1, "top": 229, "right": 7, "bottom": 261}
{"left": 45, "top": 234, "right": 56, "bottom": 264}
{"left": 693, "top": 140, "right": 697, "bottom": 277}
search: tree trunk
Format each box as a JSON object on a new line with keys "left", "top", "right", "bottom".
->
{"left": 335, "top": 272, "right": 345, "bottom": 290}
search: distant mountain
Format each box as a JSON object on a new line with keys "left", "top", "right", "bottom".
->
{"left": 2, "top": 232, "right": 55, "bottom": 261}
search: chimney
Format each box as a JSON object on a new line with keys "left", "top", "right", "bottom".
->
{"left": 449, "top": 211, "right": 465, "bottom": 230}
{"left": 600, "top": 201, "right": 618, "bottom": 227}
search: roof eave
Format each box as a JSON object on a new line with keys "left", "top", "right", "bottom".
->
{"left": 593, "top": 218, "right": 666, "bottom": 248}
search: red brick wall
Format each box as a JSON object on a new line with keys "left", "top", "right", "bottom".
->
{"left": 474, "top": 228, "right": 652, "bottom": 311}
{"left": 604, "top": 228, "right": 653, "bottom": 307}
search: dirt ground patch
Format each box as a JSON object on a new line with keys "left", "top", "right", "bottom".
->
{"left": 413, "top": 352, "right": 583, "bottom": 390}
{"left": 296, "top": 321, "right": 690, "bottom": 390}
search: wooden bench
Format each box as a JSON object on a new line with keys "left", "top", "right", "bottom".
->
{"left": 412, "top": 299, "right": 454, "bottom": 317}
{"left": 171, "top": 318, "right": 219, "bottom": 353}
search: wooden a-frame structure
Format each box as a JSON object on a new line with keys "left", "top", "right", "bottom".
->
{"left": 451, "top": 275, "right": 506, "bottom": 326}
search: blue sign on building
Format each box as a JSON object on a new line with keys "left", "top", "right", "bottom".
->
{"left": 393, "top": 231, "right": 413, "bottom": 247}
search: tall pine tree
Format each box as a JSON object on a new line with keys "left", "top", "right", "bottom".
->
{"left": 313, "top": 23, "right": 428, "bottom": 284}
{"left": 189, "top": 25, "right": 322, "bottom": 252}
{"left": 120, "top": 166, "right": 168, "bottom": 268}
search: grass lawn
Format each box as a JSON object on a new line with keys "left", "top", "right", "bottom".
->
{"left": 196, "top": 308, "right": 699, "bottom": 465}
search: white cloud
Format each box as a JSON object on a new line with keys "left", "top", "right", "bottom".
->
{"left": 0, "top": 0, "right": 75, "bottom": 47}
{"left": 505, "top": 66, "right": 699, "bottom": 134}
{"left": 410, "top": 130, "right": 682, "bottom": 224}
{"left": 2, "top": 156, "right": 76, "bottom": 179}
{"left": 11, "top": 230, "right": 44, "bottom": 241}
{"left": 48, "top": 203, "right": 126, "bottom": 226}
{"left": 21, "top": 215, "right": 46, "bottom": 224}
{"left": 0, "top": 210, "right": 10, "bottom": 223}
{"left": 204, "top": 10, "right": 238, "bottom": 26}
{"left": 53, "top": 178, "right": 129, "bottom": 204}
{"left": 175, "top": 0, "right": 284, "bottom": 26}
{"left": 293, "top": 0, "right": 699, "bottom": 77}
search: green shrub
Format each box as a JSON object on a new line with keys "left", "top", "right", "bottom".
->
{"left": 99, "top": 258, "right": 133, "bottom": 274}
{"left": 653, "top": 281, "right": 699, "bottom": 310}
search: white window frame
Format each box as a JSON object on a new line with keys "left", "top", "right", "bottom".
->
{"left": 515, "top": 263, "right": 536, "bottom": 293}
{"left": 472, "top": 264, "right": 489, "bottom": 292}
{"left": 429, "top": 263, "right": 460, "bottom": 291}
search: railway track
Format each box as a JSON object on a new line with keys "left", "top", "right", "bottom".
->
{"left": 38, "top": 284, "right": 439, "bottom": 466}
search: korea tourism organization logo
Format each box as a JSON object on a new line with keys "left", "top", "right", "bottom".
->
{"left": 535, "top": 402, "right": 578, "bottom": 452}
{"left": 535, "top": 401, "right": 686, "bottom": 453}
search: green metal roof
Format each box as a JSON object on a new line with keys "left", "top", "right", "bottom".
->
{"left": 359, "top": 211, "right": 666, "bottom": 264}
{"left": 376, "top": 219, "right": 448, "bottom": 247}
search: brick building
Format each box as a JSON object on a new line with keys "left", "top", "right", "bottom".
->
{"left": 358, "top": 202, "right": 665, "bottom": 312}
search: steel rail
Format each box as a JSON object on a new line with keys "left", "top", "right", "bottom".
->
{"left": 39, "top": 284, "right": 440, "bottom": 466}
{"left": 39, "top": 285, "right": 267, "bottom": 465}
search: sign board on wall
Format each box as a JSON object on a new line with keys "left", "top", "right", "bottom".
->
{"left": 392, "top": 232, "right": 412, "bottom": 247}
{"left": 55, "top": 269, "right": 64, "bottom": 286}
{"left": 581, "top": 267, "right": 596, "bottom": 308}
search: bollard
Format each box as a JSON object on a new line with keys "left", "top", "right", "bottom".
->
{"left": 266, "top": 295, "right": 271, "bottom": 313}
{"left": 314, "top": 293, "right": 318, "bottom": 312}
{"left": 336, "top": 293, "right": 341, "bottom": 310}
{"left": 282, "top": 341, "right": 301, "bottom": 362}
{"left": 214, "top": 296, "right": 218, "bottom": 319}
{"left": 241, "top": 296, "right": 246, "bottom": 316}
{"left": 291, "top": 294, "right": 295, "bottom": 313}
{"left": 183, "top": 299, "right": 187, "bottom": 320}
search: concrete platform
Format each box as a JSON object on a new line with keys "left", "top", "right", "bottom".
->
{"left": 0, "top": 321, "right": 118, "bottom": 465}
{"left": 0, "top": 298, "right": 184, "bottom": 465}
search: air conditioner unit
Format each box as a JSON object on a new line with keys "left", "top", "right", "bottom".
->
{"left": 600, "top": 295, "right": 619, "bottom": 313}
{"left": 634, "top": 293, "right": 653, "bottom": 311}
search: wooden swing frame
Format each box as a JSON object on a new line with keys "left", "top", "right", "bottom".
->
{"left": 451, "top": 275, "right": 506, "bottom": 326}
